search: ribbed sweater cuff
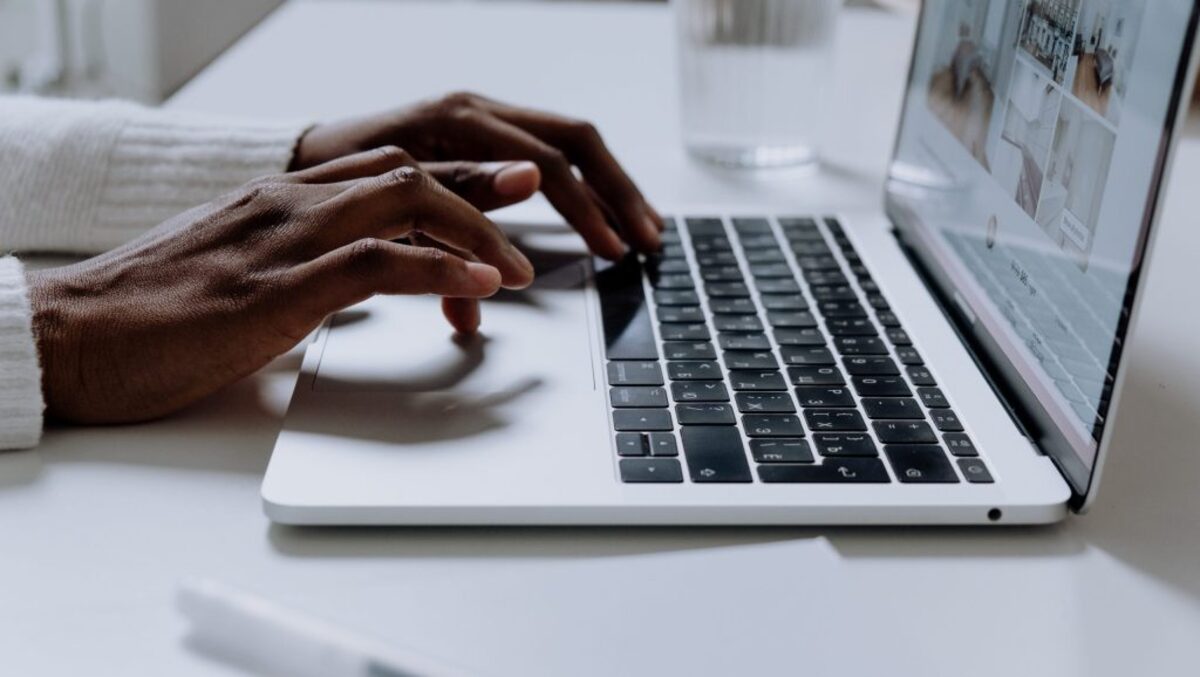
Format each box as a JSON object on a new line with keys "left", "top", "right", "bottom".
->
{"left": 91, "top": 110, "right": 309, "bottom": 251}
{"left": 0, "top": 257, "right": 44, "bottom": 450}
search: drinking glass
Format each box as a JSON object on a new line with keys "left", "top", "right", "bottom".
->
{"left": 674, "top": 0, "right": 840, "bottom": 168}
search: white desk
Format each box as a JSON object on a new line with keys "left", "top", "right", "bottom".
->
{"left": 3, "top": 2, "right": 1200, "bottom": 675}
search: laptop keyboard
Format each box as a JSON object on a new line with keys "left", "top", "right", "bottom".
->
{"left": 597, "top": 216, "right": 994, "bottom": 485}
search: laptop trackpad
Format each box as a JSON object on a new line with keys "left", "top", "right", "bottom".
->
{"left": 313, "top": 244, "right": 597, "bottom": 396}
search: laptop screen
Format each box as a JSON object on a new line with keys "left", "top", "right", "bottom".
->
{"left": 886, "top": 0, "right": 1197, "bottom": 497}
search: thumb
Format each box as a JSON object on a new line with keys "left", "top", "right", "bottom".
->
{"left": 423, "top": 160, "right": 541, "bottom": 212}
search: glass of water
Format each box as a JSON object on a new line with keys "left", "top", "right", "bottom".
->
{"left": 674, "top": 0, "right": 840, "bottom": 168}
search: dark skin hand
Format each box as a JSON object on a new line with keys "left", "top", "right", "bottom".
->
{"left": 290, "top": 92, "right": 664, "bottom": 332}
{"left": 29, "top": 96, "right": 660, "bottom": 424}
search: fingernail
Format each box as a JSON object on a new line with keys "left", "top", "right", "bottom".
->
{"left": 465, "top": 262, "right": 502, "bottom": 292}
{"left": 642, "top": 217, "right": 663, "bottom": 250}
{"left": 492, "top": 161, "right": 539, "bottom": 196}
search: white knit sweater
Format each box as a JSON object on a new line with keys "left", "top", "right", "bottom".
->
{"left": 0, "top": 96, "right": 308, "bottom": 449}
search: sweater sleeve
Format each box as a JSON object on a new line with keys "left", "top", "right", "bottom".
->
{"left": 0, "top": 96, "right": 310, "bottom": 255}
{"left": 0, "top": 257, "right": 43, "bottom": 449}
{"left": 0, "top": 96, "right": 310, "bottom": 449}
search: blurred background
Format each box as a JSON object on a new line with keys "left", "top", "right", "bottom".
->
{"left": 0, "top": 0, "right": 912, "bottom": 103}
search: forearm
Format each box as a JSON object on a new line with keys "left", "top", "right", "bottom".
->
{"left": 0, "top": 96, "right": 309, "bottom": 255}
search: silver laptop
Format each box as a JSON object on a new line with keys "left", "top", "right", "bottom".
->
{"left": 263, "top": 0, "right": 1200, "bottom": 525}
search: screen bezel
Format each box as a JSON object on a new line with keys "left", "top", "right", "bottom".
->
{"left": 883, "top": 1, "right": 1200, "bottom": 508}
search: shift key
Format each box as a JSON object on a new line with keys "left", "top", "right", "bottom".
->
{"left": 681, "top": 426, "right": 752, "bottom": 482}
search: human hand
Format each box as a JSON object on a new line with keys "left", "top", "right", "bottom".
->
{"left": 27, "top": 148, "right": 535, "bottom": 424}
{"left": 289, "top": 92, "right": 663, "bottom": 260}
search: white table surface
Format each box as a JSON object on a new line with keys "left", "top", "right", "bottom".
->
{"left": 4, "top": 2, "right": 1200, "bottom": 675}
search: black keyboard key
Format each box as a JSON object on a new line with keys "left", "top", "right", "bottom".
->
{"left": 743, "top": 414, "right": 806, "bottom": 437}
{"left": 680, "top": 426, "right": 752, "bottom": 482}
{"left": 719, "top": 333, "right": 771, "bottom": 350}
{"left": 652, "top": 274, "right": 696, "bottom": 290}
{"left": 692, "top": 237, "right": 732, "bottom": 253}
{"left": 917, "top": 387, "right": 950, "bottom": 409}
{"left": 663, "top": 342, "right": 716, "bottom": 361}
{"left": 930, "top": 410, "right": 964, "bottom": 432}
{"left": 816, "top": 300, "right": 867, "bottom": 317}
{"left": 667, "top": 361, "right": 722, "bottom": 381}
{"left": 866, "top": 294, "right": 890, "bottom": 311}
{"left": 885, "top": 328, "right": 912, "bottom": 346}
{"left": 957, "top": 458, "right": 994, "bottom": 483}
{"left": 607, "top": 361, "right": 664, "bottom": 386}
{"left": 684, "top": 217, "right": 725, "bottom": 236}
{"left": 657, "top": 306, "right": 705, "bottom": 324}
{"left": 906, "top": 366, "right": 937, "bottom": 386}
{"left": 676, "top": 403, "right": 736, "bottom": 425}
{"left": 654, "top": 289, "right": 700, "bottom": 306}
{"left": 596, "top": 256, "right": 658, "bottom": 360}
{"left": 613, "top": 409, "right": 673, "bottom": 431}
{"left": 755, "top": 278, "right": 802, "bottom": 294}
{"left": 729, "top": 370, "right": 788, "bottom": 391}
{"left": 781, "top": 346, "right": 836, "bottom": 366}
{"left": 873, "top": 420, "right": 938, "bottom": 444}
{"left": 788, "top": 366, "right": 846, "bottom": 386}
{"left": 751, "top": 438, "right": 813, "bottom": 463}
{"left": 739, "top": 234, "right": 779, "bottom": 249}
{"left": 852, "top": 376, "right": 911, "bottom": 397}
{"left": 944, "top": 433, "right": 978, "bottom": 456}
{"left": 736, "top": 392, "right": 796, "bottom": 413}
{"left": 660, "top": 324, "right": 711, "bottom": 341}
{"left": 895, "top": 346, "right": 924, "bottom": 365}
{"left": 861, "top": 397, "right": 923, "bottom": 420}
{"left": 795, "top": 255, "right": 840, "bottom": 271}
{"left": 774, "top": 327, "right": 827, "bottom": 346}
{"left": 778, "top": 216, "right": 819, "bottom": 230}
{"left": 767, "top": 311, "right": 818, "bottom": 328}
{"left": 760, "top": 294, "right": 808, "bottom": 311}
{"left": 615, "top": 433, "right": 647, "bottom": 456}
{"left": 652, "top": 258, "right": 691, "bottom": 274}
{"left": 696, "top": 251, "right": 738, "bottom": 266}
{"left": 750, "top": 263, "right": 793, "bottom": 278}
{"left": 805, "top": 409, "right": 867, "bottom": 432}
{"left": 810, "top": 285, "right": 858, "bottom": 302}
{"left": 813, "top": 433, "right": 878, "bottom": 457}
{"left": 826, "top": 318, "right": 878, "bottom": 336}
{"left": 709, "top": 297, "right": 758, "bottom": 315}
{"left": 803, "top": 270, "right": 847, "bottom": 286}
{"left": 648, "top": 432, "right": 680, "bottom": 457}
{"left": 706, "top": 282, "right": 751, "bottom": 298}
{"left": 885, "top": 445, "right": 959, "bottom": 483}
{"left": 661, "top": 244, "right": 686, "bottom": 259}
{"left": 671, "top": 381, "right": 730, "bottom": 403}
{"left": 610, "top": 386, "right": 669, "bottom": 408}
{"left": 745, "top": 248, "right": 786, "bottom": 263}
{"left": 876, "top": 311, "right": 901, "bottom": 327}
{"left": 844, "top": 357, "right": 900, "bottom": 376}
{"left": 732, "top": 217, "right": 773, "bottom": 234}
{"left": 758, "top": 458, "right": 889, "bottom": 483}
{"left": 792, "top": 242, "right": 833, "bottom": 256}
{"left": 835, "top": 336, "right": 889, "bottom": 355}
{"left": 700, "top": 266, "right": 744, "bottom": 282}
{"left": 794, "top": 386, "right": 856, "bottom": 408}
{"left": 724, "top": 350, "right": 779, "bottom": 370}
{"left": 713, "top": 315, "right": 764, "bottom": 333}
{"left": 619, "top": 458, "right": 684, "bottom": 483}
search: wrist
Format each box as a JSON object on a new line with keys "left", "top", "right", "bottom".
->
{"left": 26, "top": 269, "right": 83, "bottom": 422}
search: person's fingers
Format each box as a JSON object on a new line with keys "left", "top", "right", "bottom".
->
{"left": 451, "top": 110, "right": 627, "bottom": 260}
{"left": 422, "top": 160, "right": 541, "bottom": 212}
{"left": 288, "top": 239, "right": 501, "bottom": 321}
{"left": 410, "top": 232, "right": 484, "bottom": 335}
{"left": 321, "top": 165, "right": 534, "bottom": 289}
{"left": 442, "top": 297, "right": 482, "bottom": 335}
{"left": 289, "top": 145, "right": 416, "bottom": 183}
{"left": 467, "top": 96, "right": 662, "bottom": 250}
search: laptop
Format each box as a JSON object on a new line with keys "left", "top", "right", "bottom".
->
{"left": 262, "top": 0, "right": 1200, "bottom": 525}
